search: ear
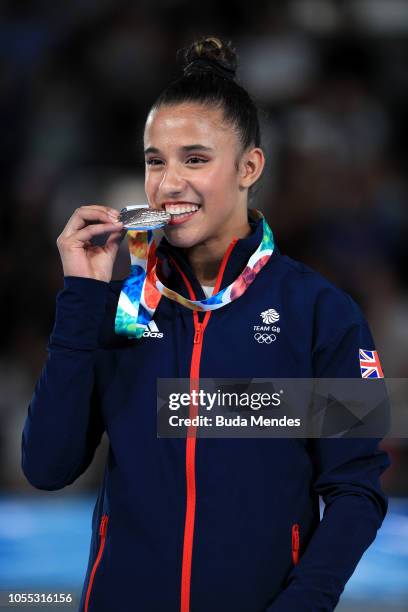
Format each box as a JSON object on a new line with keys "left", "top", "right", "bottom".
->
{"left": 238, "top": 147, "right": 265, "bottom": 189}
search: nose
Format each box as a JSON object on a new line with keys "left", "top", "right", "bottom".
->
{"left": 158, "top": 163, "right": 186, "bottom": 198}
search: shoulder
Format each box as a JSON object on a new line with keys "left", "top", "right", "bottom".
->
{"left": 273, "top": 251, "right": 364, "bottom": 320}
{"left": 268, "top": 252, "right": 369, "bottom": 354}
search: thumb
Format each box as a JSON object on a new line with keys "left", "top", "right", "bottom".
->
{"left": 105, "top": 227, "right": 128, "bottom": 255}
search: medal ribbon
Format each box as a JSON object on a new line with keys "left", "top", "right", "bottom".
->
{"left": 114, "top": 209, "right": 274, "bottom": 339}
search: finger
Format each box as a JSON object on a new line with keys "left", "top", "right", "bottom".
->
{"left": 77, "top": 204, "right": 120, "bottom": 217}
{"left": 63, "top": 206, "right": 120, "bottom": 237}
{"left": 105, "top": 227, "right": 128, "bottom": 251}
{"left": 65, "top": 206, "right": 120, "bottom": 235}
{"left": 69, "top": 220, "right": 124, "bottom": 245}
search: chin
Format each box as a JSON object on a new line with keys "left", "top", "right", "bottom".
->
{"left": 163, "top": 227, "right": 205, "bottom": 250}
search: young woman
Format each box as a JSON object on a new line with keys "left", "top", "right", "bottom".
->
{"left": 22, "top": 36, "right": 390, "bottom": 612}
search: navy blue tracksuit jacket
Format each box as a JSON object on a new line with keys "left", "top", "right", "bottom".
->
{"left": 22, "top": 214, "right": 390, "bottom": 611}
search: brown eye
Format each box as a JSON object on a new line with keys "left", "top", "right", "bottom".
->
{"left": 186, "top": 157, "right": 208, "bottom": 164}
{"left": 146, "top": 159, "right": 163, "bottom": 166}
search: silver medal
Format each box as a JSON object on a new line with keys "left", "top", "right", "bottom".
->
{"left": 119, "top": 204, "right": 171, "bottom": 231}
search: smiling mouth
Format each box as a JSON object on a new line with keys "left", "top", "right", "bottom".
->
{"left": 163, "top": 203, "right": 200, "bottom": 214}
{"left": 162, "top": 203, "right": 201, "bottom": 224}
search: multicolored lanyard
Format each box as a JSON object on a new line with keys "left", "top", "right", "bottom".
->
{"left": 114, "top": 209, "right": 274, "bottom": 339}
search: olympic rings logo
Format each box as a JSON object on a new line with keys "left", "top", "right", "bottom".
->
{"left": 254, "top": 333, "right": 276, "bottom": 344}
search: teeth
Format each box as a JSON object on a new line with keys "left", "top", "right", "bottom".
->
{"left": 164, "top": 203, "right": 199, "bottom": 215}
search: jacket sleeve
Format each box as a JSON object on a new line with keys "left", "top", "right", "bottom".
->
{"left": 21, "top": 276, "right": 109, "bottom": 490}
{"left": 266, "top": 289, "right": 391, "bottom": 611}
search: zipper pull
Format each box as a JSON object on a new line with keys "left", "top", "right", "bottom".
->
{"left": 99, "top": 515, "right": 109, "bottom": 537}
{"left": 194, "top": 323, "right": 202, "bottom": 344}
{"left": 292, "top": 523, "right": 300, "bottom": 565}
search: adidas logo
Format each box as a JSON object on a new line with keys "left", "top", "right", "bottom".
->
{"left": 143, "top": 320, "right": 164, "bottom": 339}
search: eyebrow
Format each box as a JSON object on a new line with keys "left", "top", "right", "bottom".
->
{"left": 144, "top": 144, "right": 214, "bottom": 155}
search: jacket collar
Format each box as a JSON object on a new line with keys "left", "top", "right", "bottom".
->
{"left": 156, "top": 212, "right": 279, "bottom": 300}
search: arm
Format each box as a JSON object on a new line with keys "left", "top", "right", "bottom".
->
{"left": 21, "top": 276, "right": 109, "bottom": 490}
{"left": 266, "top": 436, "right": 389, "bottom": 611}
{"left": 266, "top": 292, "right": 391, "bottom": 611}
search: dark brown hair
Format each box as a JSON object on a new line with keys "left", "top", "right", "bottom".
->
{"left": 149, "top": 35, "right": 261, "bottom": 154}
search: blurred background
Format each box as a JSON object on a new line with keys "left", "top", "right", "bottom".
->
{"left": 0, "top": 0, "right": 407, "bottom": 610}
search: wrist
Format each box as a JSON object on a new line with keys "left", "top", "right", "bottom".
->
{"left": 49, "top": 277, "right": 110, "bottom": 350}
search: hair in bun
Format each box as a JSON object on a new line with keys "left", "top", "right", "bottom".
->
{"left": 149, "top": 35, "right": 261, "bottom": 152}
{"left": 180, "top": 36, "right": 237, "bottom": 81}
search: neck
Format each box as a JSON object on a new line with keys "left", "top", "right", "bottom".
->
{"left": 185, "top": 219, "right": 252, "bottom": 286}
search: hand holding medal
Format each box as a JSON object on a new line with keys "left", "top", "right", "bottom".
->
{"left": 56, "top": 204, "right": 127, "bottom": 283}
{"left": 56, "top": 204, "right": 170, "bottom": 284}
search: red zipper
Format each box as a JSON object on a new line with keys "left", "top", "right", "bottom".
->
{"left": 170, "top": 238, "right": 238, "bottom": 612}
{"left": 291, "top": 523, "right": 300, "bottom": 565}
{"left": 84, "top": 514, "right": 109, "bottom": 612}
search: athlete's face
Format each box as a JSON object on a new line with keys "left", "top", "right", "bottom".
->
{"left": 143, "top": 102, "right": 249, "bottom": 249}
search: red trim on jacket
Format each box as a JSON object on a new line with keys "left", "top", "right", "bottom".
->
{"left": 84, "top": 514, "right": 109, "bottom": 612}
{"left": 170, "top": 238, "right": 238, "bottom": 612}
{"left": 292, "top": 523, "right": 300, "bottom": 565}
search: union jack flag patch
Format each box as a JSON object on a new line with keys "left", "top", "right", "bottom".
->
{"left": 359, "top": 349, "right": 384, "bottom": 378}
